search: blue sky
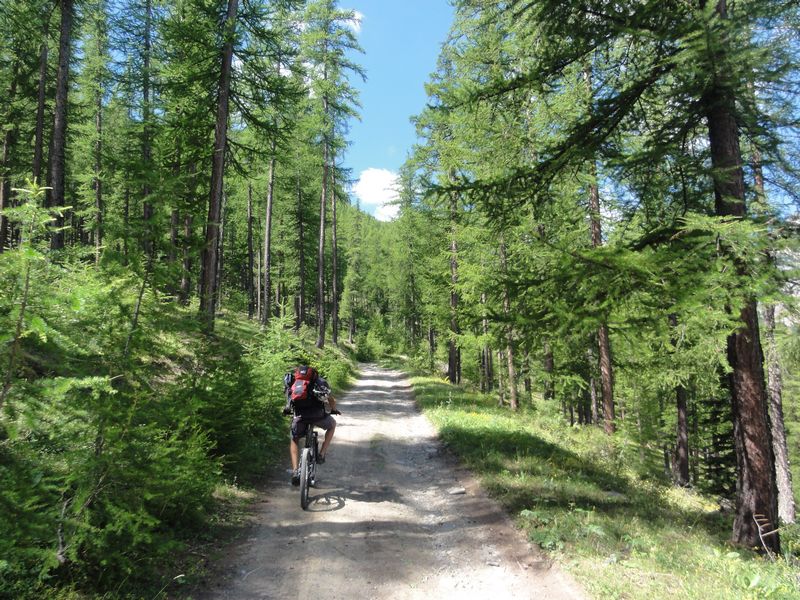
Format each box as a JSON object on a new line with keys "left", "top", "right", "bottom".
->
{"left": 342, "top": 1, "right": 454, "bottom": 220}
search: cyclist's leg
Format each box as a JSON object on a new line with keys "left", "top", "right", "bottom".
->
{"left": 289, "top": 418, "right": 308, "bottom": 482}
{"left": 316, "top": 414, "right": 336, "bottom": 459}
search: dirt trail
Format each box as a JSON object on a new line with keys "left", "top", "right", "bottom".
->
{"left": 197, "top": 364, "right": 587, "bottom": 600}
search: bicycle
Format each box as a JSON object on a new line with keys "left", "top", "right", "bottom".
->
{"left": 287, "top": 405, "right": 341, "bottom": 510}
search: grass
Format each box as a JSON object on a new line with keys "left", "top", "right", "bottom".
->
{"left": 398, "top": 369, "right": 800, "bottom": 599}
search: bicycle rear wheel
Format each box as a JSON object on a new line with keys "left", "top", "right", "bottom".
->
{"left": 299, "top": 448, "right": 311, "bottom": 510}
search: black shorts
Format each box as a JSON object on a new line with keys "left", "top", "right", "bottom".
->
{"left": 291, "top": 414, "right": 336, "bottom": 441}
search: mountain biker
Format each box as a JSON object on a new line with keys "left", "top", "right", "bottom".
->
{"left": 282, "top": 364, "right": 338, "bottom": 486}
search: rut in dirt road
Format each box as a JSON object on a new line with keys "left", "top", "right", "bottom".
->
{"left": 198, "top": 364, "right": 586, "bottom": 600}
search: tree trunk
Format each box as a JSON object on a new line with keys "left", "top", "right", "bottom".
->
{"left": 48, "top": 0, "right": 74, "bottom": 250}
{"left": 316, "top": 130, "right": 328, "bottom": 348}
{"left": 255, "top": 214, "right": 262, "bottom": 318}
{"left": 674, "top": 383, "right": 690, "bottom": 486}
{"left": 180, "top": 214, "right": 192, "bottom": 305}
{"left": 331, "top": 165, "right": 339, "bottom": 345}
{"left": 199, "top": 0, "right": 238, "bottom": 329}
{"left": 296, "top": 170, "right": 306, "bottom": 330}
{"left": 705, "top": 2, "right": 778, "bottom": 548}
{"left": 448, "top": 189, "right": 460, "bottom": 384}
{"left": 0, "top": 65, "right": 18, "bottom": 252}
{"left": 33, "top": 18, "right": 49, "bottom": 185}
{"left": 246, "top": 182, "right": 255, "bottom": 318}
{"left": 543, "top": 341, "right": 555, "bottom": 401}
{"left": 262, "top": 145, "right": 276, "bottom": 324}
{"left": 499, "top": 240, "right": 518, "bottom": 410}
{"left": 669, "top": 315, "right": 690, "bottom": 486}
{"left": 585, "top": 65, "right": 615, "bottom": 434}
{"left": 94, "top": 79, "right": 103, "bottom": 264}
{"left": 763, "top": 303, "right": 795, "bottom": 523}
{"left": 141, "top": 0, "right": 154, "bottom": 256}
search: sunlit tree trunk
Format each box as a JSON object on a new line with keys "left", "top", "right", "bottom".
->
{"left": 331, "top": 165, "right": 339, "bottom": 345}
{"left": 32, "top": 16, "right": 49, "bottom": 185}
{"left": 262, "top": 145, "right": 276, "bottom": 324}
{"left": 295, "top": 169, "right": 306, "bottom": 329}
{"left": 199, "top": 0, "right": 238, "bottom": 329}
{"left": 48, "top": 0, "right": 74, "bottom": 250}
{"left": 705, "top": 0, "right": 778, "bottom": 551}
{"left": 499, "top": 240, "right": 517, "bottom": 410}
{"left": 141, "top": 0, "right": 154, "bottom": 256}
{"left": 0, "top": 65, "right": 18, "bottom": 252}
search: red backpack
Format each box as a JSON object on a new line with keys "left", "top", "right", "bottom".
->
{"left": 289, "top": 366, "right": 318, "bottom": 407}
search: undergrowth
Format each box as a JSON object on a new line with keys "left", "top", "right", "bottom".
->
{"left": 401, "top": 369, "right": 800, "bottom": 600}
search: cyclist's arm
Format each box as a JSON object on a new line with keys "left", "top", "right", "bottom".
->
{"left": 328, "top": 395, "right": 337, "bottom": 412}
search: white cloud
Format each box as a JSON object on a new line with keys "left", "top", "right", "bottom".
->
{"left": 353, "top": 168, "right": 400, "bottom": 222}
{"left": 345, "top": 10, "right": 363, "bottom": 34}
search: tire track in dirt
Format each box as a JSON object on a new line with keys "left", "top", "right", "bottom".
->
{"left": 196, "top": 364, "right": 587, "bottom": 600}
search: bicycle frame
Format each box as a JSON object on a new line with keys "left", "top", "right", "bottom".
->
{"left": 299, "top": 424, "right": 319, "bottom": 510}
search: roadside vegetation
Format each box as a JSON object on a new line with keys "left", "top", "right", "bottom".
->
{"left": 396, "top": 364, "right": 800, "bottom": 599}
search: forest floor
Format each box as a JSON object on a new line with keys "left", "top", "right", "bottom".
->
{"left": 193, "top": 364, "right": 586, "bottom": 600}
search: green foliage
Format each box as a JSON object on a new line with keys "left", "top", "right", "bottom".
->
{"left": 408, "top": 374, "right": 800, "bottom": 600}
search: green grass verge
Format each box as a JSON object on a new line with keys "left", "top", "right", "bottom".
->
{"left": 400, "top": 369, "right": 800, "bottom": 600}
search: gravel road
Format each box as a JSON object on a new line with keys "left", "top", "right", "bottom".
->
{"left": 196, "top": 364, "right": 587, "bottom": 600}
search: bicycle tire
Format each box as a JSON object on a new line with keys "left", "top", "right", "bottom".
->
{"left": 299, "top": 448, "right": 311, "bottom": 510}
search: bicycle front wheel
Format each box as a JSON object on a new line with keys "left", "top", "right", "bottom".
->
{"left": 299, "top": 447, "right": 311, "bottom": 510}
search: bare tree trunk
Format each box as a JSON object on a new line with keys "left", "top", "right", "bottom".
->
{"left": 705, "top": 2, "right": 778, "bottom": 550}
{"left": 180, "top": 214, "right": 192, "bottom": 305}
{"left": 584, "top": 65, "right": 615, "bottom": 434}
{"left": 255, "top": 214, "right": 262, "bottom": 318}
{"left": 94, "top": 82, "right": 103, "bottom": 264}
{"left": 669, "top": 315, "right": 690, "bottom": 486}
{"left": 262, "top": 146, "right": 276, "bottom": 324}
{"left": 331, "top": 165, "right": 339, "bottom": 345}
{"left": 448, "top": 189, "right": 460, "bottom": 384}
{"left": 497, "top": 350, "right": 505, "bottom": 406}
{"left": 0, "top": 65, "right": 18, "bottom": 252}
{"left": 499, "top": 240, "right": 518, "bottom": 410}
{"left": 316, "top": 102, "right": 329, "bottom": 348}
{"left": 763, "top": 303, "right": 795, "bottom": 523}
{"left": 141, "top": 0, "right": 154, "bottom": 256}
{"left": 543, "top": 341, "right": 554, "bottom": 401}
{"left": 33, "top": 15, "right": 50, "bottom": 185}
{"left": 199, "top": 0, "right": 238, "bottom": 329}
{"left": 246, "top": 182, "right": 255, "bottom": 318}
{"left": 48, "top": 0, "right": 74, "bottom": 250}
{"left": 296, "top": 170, "right": 306, "bottom": 330}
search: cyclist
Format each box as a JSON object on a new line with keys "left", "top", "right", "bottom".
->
{"left": 283, "top": 364, "right": 338, "bottom": 486}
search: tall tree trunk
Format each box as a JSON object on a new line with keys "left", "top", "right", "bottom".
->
{"left": 751, "top": 134, "right": 794, "bottom": 524}
{"left": 48, "top": 0, "right": 74, "bottom": 250}
{"left": 262, "top": 146, "right": 276, "bottom": 324}
{"left": 296, "top": 170, "right": 306, "bottom": 330}
{"left": 141, "top": 0, "right": 154, "bottom": 256}
{"left": 499, "top": 240, "right": 518, "bottom": 410}
{"left": 316, "top": 150, "right": 328, "bottom": 346}
{"left": 585, "top": 65, "right": 615, "bottom": 434}
{"left": 246, "top": 182, "right": 255, "bottom": 318}
{"left": 199, "top": 0, "right": 238, "bottom": 329}
{"left": 705, "top": 1, "right": 778, "bottom": 551}
{"left": 331, "top": 165, "right": 339, "bottom": 345}
{"left": 316, "top": 98, "right": 329, "bottom": 348}
{"left": 33, "top": 16, "right": 50, "bottom": 185}
{"left": 674, "top": 384, "right": 690, "bottom": 486}
{"left": 448, "top": 188, "right": 460, "bottom": 384}
{"left": 180, "top": 214, "right": 192, "bottom": 305}
{"left": 763, "top": 303, "right": 794, "bottom": 523}
{"left": 669, "top": 315, "right": 690, "bottom": 486}
{"left": 0, "top": 65, "right": 18, "bottom": 252}
{"left": 255, "top": 213, "right": 262, "bottom": 318}
{"left": 94, "top": 71, "right": 103, "bottom": 264}
{"left": 543, "top": 341, "right": 555, "bottom": 401}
